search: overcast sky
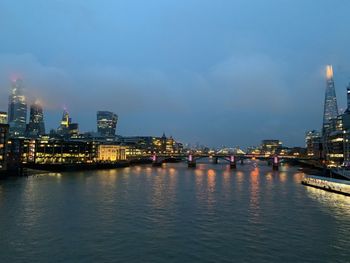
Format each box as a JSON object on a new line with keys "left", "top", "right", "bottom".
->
{"left": 1, "top": 0, "right": 350, "bottom": 148}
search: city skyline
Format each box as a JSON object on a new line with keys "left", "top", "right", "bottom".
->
{"left": 1, "top": 65, "right": 350, "bottom": 148}
{"left": 1, "top": 1, "right": 350, "bottom": 147}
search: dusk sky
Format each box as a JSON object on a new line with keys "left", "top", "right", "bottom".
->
{"left": 1, "top": 0, "right": 350, "bottom": 148}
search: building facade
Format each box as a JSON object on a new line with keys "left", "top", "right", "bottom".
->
{"left": 261, "top": 140, "right": 282, "bottom": 155}
{"left": 305, "top": 130, "right": 322, "bottom": 158}
{"left": 97, "top": 111, "right": 118, "bottom": 137}
{"left": 56, "top": 109, "right": 79, "bottom": 138}
{"left": 8, "top": 79, "right": 27, "bottom": 137}
{"left": 27, "top": 101, "right": 45, "bottom": 137}
{"left": 97, "top": 145, "right": 126, "bottom": 162}
{"left": 0, "top": 112, "right": 7, "bottom": 124}
{"left": 0, "top": 124, "right": 9, "bottom": 172}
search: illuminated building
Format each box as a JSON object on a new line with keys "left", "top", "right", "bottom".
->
{"left": 305, "top": 130, "right": 322, "bottom": 158}
{"left": 97, "top": 145, "right": 126, "bottom": 162}
{"left": 0, "top": 124, "right": 9, "bottom": 172}
{"left": 17, "top": 138, "right": 96, "bottom": 164}
{"left": 120, "top": 135, "right": 184, "bottom": 156}
{"left": 97, "top": 111, "right": 118, "bottom": 137}
{"left": 8, "top": 78, "right": 27, "bottom": 137}
{"left": 341, "top": 83, "right": 350, "bottom": 164}
{"left": 27, "top": 101, "right": 45, "bottom": 137}
{"left": 0, "top": 112, "right": 7, "bottom": 124}
{"left": 261, "top": 140, "right": 282, "bottom": 155}
{"left": 322, "top": 65, "right": 339, "bottom": 160}
{"left": 322, "top": 65, "right": 339, "bottom": 133}
{"left": 57, "top": 109, "right": 79, "bottom": 138}
{"left": 57, "top": 109, "right": 70, "bottom": 135}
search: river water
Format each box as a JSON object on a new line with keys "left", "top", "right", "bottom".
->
{"left": 0, "top": 160, "right": 349, "bottom": 262}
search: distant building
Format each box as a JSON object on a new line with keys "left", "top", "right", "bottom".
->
{"left": 305, "top": 130, "right": 322, "bottom": 158}
{"left": 0, "top": 124, "right": 9, "bottom": 172}
{"left": 322, "top": 65, "right": 339, "bottom": 135}
{"left": 57, "top": 109, "right": 70, "bottom": 135}
{"left": 322, "top": 65, "right": 339, "bottom": 162}
{"left": 97, "top": 111, "right": 118, "bottom": 137}
{"left": 56, "top": 109, "right": 79, "bottom": 138}
{"left": 26, "top": 101, "right": 45, "bottom": 138}
{"left": 68, "top": 123, "right": 79, "bottom": 138}
{"left": 0, "top": 112, "right": 7, "bottom": 124}
{"left": 261, "top": 140, "right": 282, "bottom": 155}
{"left": 120, "top": 134, "right": 184, "bottom": 157}
{"left": 8, "top": 78, "right": 27, "bottom": 137}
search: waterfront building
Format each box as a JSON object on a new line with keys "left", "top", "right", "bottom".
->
{"left": 0, "top": 112, "right": 7, "bottom": 124}
{"left": 261, "top": 140, "right": 282, "bottom": 155}
{"left": 97, "top": 145, "right": 126, "bottom": 162}
{"left": 26, "top": 101, "right": 45, "bottom": 138}
{"left": 97, "top": 111, "right": 118, "bottom": 137}
{"left": 341, "top": 83, "right": 350, "bottom": 164}
{"left": 0, "top": 124, "right": 9, "bottom": 172}
{"left": 8, "top": 78, "right": 27, "bottom": 137}
{"left": 18, "top": 138, "right": 97, "bottom": 164}
{"left": 305, "top": 130, "right": 322, "bottom": 158}
{"left": 120, "top": 135, "right": 184, "bottom": 156}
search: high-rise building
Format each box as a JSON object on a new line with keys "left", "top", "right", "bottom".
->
{"left": 0, "top": 112, "right": 7, "bottom": 124}
{"left": 56, "top": 109, "right": 79, "bottom": 138}
{"left": 57, "top": 109, "right": 71, "bottom": 136}
{"left": 97, "top": 111, "right": 118, "bottom": 137}
{"left": 26, "top": 101, "right": 45, "bottom": 137}
{"left": 305, "top": 130, "right": 322, "bottom": 158}
{"left": 8, "top": 78, "right": 27, "bottom": 137}
{"left": 322, "top": 65, "right": 339, "bottom": 135}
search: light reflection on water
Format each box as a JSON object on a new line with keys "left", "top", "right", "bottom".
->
{"left": 305, "top": 186, "right": 350, "bottom": 218}
{"left": 0, "top": 162, "right": 350, "bottom": 262}
{"left": 249, "top": 167, "right": 260, "bottom": 224}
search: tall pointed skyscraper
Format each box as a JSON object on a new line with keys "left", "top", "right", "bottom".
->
{"left": 322, "top": 65, "right": 339, "bottom": 135}
{"left": 8, "top": 78, "right": 27, "bottom": 137}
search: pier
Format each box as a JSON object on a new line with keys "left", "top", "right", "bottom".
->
{"left": 302, "top": 175, "right": 350, "bottom": 196}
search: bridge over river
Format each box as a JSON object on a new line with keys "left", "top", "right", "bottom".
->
{"left": 150, "top": 153, "right": 310, "bottom": 171}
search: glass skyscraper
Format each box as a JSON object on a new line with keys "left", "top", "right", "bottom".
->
{"left": 27, "top": 101, "right": 45, "bottom": 137}
{"left": 322, "top": 65, "right": 339, "bottom": 135}
{"left": 97, "top": 111, "right": 118, "bottom": 137}
{"left": 8, "top": 78, "right": 27, "bottom": 137}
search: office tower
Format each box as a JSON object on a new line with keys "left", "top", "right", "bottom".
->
{"left": 322, "top": 65, "right": 339, "bottom": 134}
{"left": 27, "top": 101, "right": 45, "bottom": 137}
{"left": 8, "top": 78, "right": 27, "bottom": 137}
{"left": 97, "top": 111, "right": 118, "bottom": 137}
{"left": 57, "top": 109, "right": 71, "bottom": 135}
{"left": 57, "top": 109, "right": 79, "bottom": 138}
{"left": 0, "top": 112, "right": 7, "bottom": 124}
{"left": 305, "top": 130, "right": 322, "bottom": 157}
